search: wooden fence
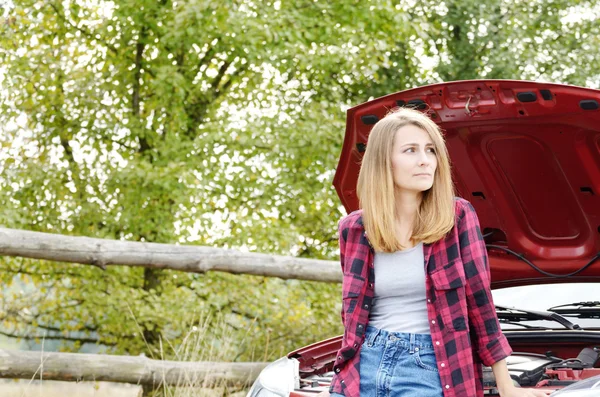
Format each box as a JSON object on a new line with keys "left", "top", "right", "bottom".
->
{"left": 0, "top": 226, "right": 342, "bottom": 392}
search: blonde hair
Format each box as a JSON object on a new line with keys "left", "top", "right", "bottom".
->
{"left": 356, "top": 107, "right": 455, "bottom": 252}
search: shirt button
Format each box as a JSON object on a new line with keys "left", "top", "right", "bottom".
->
{"left": 363, "top": 304, "right": 369, "bottom": 309}
{"left": 338, "top": 356, "right": 342, "bottom": 360}
{"left": 358, "top": 324, "right": 364, "bottom": 329}
{"left": 445, "top": 385, "right": 450, "bottom": 389}
{"left": 369, "top": 283, "right": 374, "bottom": 288}
{"left": 441, "top": 363, "right": 445, "bottom": 367}
{"left": 431, "top": 320, "right": 436, "bottom": 324}
{"left": 335, "top": 368, "right": 340, "bottom": 373}
{"left": 427, "top": 299, "right": 431, "bottom": 303}
{"left": 436, "top": 341, "right": 440, "bottom": 346}
{"left": 353, "top": 343, "right": 358, "bottom": 348}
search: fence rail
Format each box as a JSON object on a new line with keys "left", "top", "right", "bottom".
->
{"left": 0, "top": 349, "right": 269, "bottom": 388}
{"left": 0, "top": 227, "right": 341, "bottom": 283}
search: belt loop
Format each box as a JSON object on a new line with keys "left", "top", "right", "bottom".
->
{"left": 368, "top": 326, "right": 381, "bottom": 346}
{"left": 409, "top": 333, "right": 416, "bottom": 354}
{"left": 365, "top": 328, "right": 373, "bottom": 346}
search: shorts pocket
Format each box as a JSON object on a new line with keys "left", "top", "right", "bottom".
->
{"left": 414, "top": 349, "right": 439, "bottom": 372}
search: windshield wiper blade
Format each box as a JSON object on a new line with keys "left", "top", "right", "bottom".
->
{"left": 495, "top": 305, "right": 581, "bottom": 330}
{"left": 498, "top": 319, "right": 551, "bottom": 329}
{"left": 547, "top": 301, "right": 600, "bottom": 319}
{"left": 548, "top": 301, "right": 600, "bottom": 310}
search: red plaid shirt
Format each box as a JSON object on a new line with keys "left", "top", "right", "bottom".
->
{"left": 329, "top": 197, "right": 513, "bottom": 397}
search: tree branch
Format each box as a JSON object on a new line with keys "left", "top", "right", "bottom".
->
{"left": 47, "top": 1, "right": 155, "bottom": 77}
{"left": 214, "top": 62, "right": 249, "bottom": 99}
{"left": 209, "top": 59, "right": 234, "bottom": 97}
{"left": 0, "top": 328, "right": 103, "bottom": 345}
{"left": 184, "top": 58, "right": 248, "bottom": 139}
{"left": 47, "top": 2, "right": 118, "bottom": 54}
{"left": 197, "top": 44, "right": 217, "bottom": 74}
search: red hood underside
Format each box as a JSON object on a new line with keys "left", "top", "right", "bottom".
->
{"left": 333, "top": 80, "right": 600, "bottom": 287}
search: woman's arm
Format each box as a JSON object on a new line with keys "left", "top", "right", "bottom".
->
{"left": 492, "top": 359, "right": 515, "bottom": 393}
{"left": 457, "top": 200, "right": 513, "bottom": 365}
{"left": 491, "top": 359, "right": 551, "bottom": 396}
{"left": 458, "top": 200, "right": 551, "bottom": 397}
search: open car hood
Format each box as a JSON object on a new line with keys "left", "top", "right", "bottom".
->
{"left": 333, "top": 80, "right": 600, "bottom": 288}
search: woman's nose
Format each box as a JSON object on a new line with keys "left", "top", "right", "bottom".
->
{"left": 418, "top": 151, "right": 430, "bottom": 166}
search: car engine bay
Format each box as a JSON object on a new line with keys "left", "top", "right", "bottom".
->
{"left": 292, "top": 346, "right": 600, "bottom": 395}
{"left": 482, "top": 347, "right": 600, "bottom": 394}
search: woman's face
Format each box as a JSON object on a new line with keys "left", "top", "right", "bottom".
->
{"left": 391, "top": 124, "right": 438, "bottom": 193}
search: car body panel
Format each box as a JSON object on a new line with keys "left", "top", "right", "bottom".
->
{"left": 333, "top": 80, "right": 600, "bottom": 287}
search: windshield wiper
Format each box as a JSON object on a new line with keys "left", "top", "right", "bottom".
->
{"left": 497, "top": 319, "right": 551, "bottom": 329}
{"left": 547, "top": 301, "right": 600, "bottom": 319}
{"left": 495, "top": 305, "right": 581, "bottom": 330}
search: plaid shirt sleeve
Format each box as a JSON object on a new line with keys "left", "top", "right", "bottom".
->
{"left": 458, "top": 200, "right": 513, "bottom": 366}
{"left": 338, "top": 219, "right": 347, "bottom": 325}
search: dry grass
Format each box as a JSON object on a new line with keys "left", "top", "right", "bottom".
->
{"left": 0, "top": 311, "right": 261, "bottom": 397}
{"left": 150, "top": 313, "right": 257, "bottom": 397}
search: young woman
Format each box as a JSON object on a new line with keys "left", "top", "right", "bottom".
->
{"left": 320, "top": 109, "right": 551, "bottom": 397}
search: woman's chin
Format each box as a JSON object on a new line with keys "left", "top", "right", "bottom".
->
{"left": 395, "top": 180, "right": 435, "bottom": 193}
{"left": 415, "top": 182, "right": 434, "bottom": 192}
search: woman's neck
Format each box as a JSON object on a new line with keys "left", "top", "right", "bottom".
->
{"left": 394, "top": 190, "right": 422, "bottom": 225}
{"left": 393, "top": 191, "right": 422, "bottom": 246}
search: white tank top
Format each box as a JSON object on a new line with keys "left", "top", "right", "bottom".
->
{"left": 368, "top": 242, "right": 430, "bottom": 334}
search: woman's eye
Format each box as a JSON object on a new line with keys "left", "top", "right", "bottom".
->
{"left": 403, "top": 147, "right": 435, "bottom": 154}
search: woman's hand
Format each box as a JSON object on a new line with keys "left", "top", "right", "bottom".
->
{"left": 500, "top": 385, "right": 554, "bottom": 397}
{"left": 493, "top": 360, "right": 553, "bottom": 397}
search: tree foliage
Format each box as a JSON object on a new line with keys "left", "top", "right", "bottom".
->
{"left": 0, "top": 0, "right": 598, "bottom": 359}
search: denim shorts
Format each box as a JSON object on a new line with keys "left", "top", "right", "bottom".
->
{"left": 331, "top": 325, "right": 443, "bottom": 397}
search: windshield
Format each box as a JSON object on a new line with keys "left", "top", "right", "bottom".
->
{"left": 491, "top": 283, "right": 600, "bottom": 330}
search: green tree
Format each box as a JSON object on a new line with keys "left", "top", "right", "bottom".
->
{"left": 0, "top": 0, "right": 598, "bottom": 360}
{"left": 0, "top": 0, "right": 429, "bottom": 358}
